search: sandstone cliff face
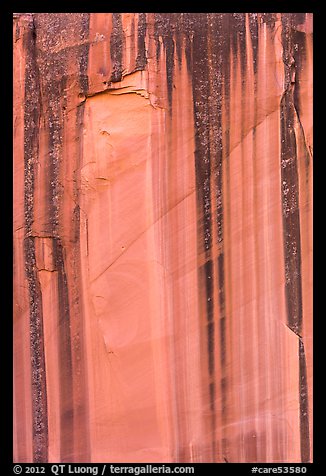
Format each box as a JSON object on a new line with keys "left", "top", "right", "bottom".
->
{"left": 13, "top": 13, "right": 313, "bottom": 463}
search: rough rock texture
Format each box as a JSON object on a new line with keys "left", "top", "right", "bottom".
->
{"left": 13, "top": 13, "right": 313, "bottom": 463}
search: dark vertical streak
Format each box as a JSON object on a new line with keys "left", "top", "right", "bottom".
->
{"left": 229, "top": 13, "right": 247, "bottom": 79}
{"left": 154, "top": 14, "right": 176, "bottom": 111}
{"left": 190, "top": 13, "right": 216, "bottom": 458}
{"left": 78, "top": 14, "right": 90, "bottom": 96}
{"left": 174, "top": 14, "right": 183, "bottom": 69}
{"left": 208, "top": 16, "right": 228, "bottom": 461}
{"left": 154, "top": 15, "right": 161, "bottom": 64}
{"left": 205, "top": 259, "right": 214, "bottom": 376}
{"left": 209, "top": 382, "right": 215, "bottom": 413}
{"left": 249, "top": 14, "right": 259, "bottom": 75}
{"left": 135, "top": 13, "right": 147, "bottom": 71}
{"left": 292, "top": 13, "right": 306, "bottom": 27}
{"left": 232, "top": 14, "right": 247, "bottom": 76}
{"left": 210, "top": 16, "right": 224, "bottom": 247}
{"left": 130, "top": 16, "right": 136, "bottom": 70}
{"left": 281, "top": 14, "right": 310, "bottom": 462}
{"left": 261, "top": 13, "right": 277, "bottom": 29}
{"left": 280, "top": 120, "right": 303, "bottom": 338}
{"left": 292, "top": 28, "right": 311, "bottom": 173}
{"left": 52, "top": 238, "right": 74, "bottom": 462}
{"left": 292, "top": 29, "right": 307, "bottom": 121}
{"left": 24, "top": 239, "right": 49, "bottom": 463}
{"left": 191, "top": 14, "right": 212, "bottom": 254}
{"left": 175, "top": 31, "right": 182, "bottom": 68}
{"left": 280, "top": 15, "right": 303, "bottom": 337}
{"left": 165, "top": 35, "right": 175, "bottom": 109}
{"left": 23, "top": 15, "right": 48, "bottom": 463}
{"left": 46, "top": 79, "right": 63, "bottom": 233}
{"left": 219, "top": 13, "right": 232, "bottom": 461}
{"left": 182, "top": 14, "right": 195, "bottom": 74}
{"left": 299, "top": 339, "right": 310, "bottom": 462}
{"left": 110, "top": 13, "right": 123, "bottom": 82}
{"left": 217, "top": 254, "right": 226, "bottom": 368}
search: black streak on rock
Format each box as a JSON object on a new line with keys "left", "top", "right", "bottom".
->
{"left": 135, "top": 13, "right": 147, "bottom": 71}
{"left": 261, "top": 13, "right": 277, "bottom": 29}
{"left": 204, "top": 259, "right": 214, "bottom": 376}
{"left": 221, "top": 15, "right": 231, "bottom": 457}
{"left": 191, "top": 14, "right": 212, "bottom": 254}
{"left": 281, "top": 15, "right": 310, "bottom": 461}
{"left": 24, "top": 238, "right": 49, "bottom": 463}
{"left": 292, "top": 29, "right": 307, "bottom": 125}
{"left": 218, "top": 254, "right": 226, "bottom": 365}
{"left": 47, "top": 76, "right": 64, "bottom": 233}
{"left": 75, "top": 13, "right": 90, "bottom": 241}
{"left": 280, "top": 15, "right": 304, "bottom": 338}
{"left": 229, "top": 13, "right": 247, "bottom": 78}
{"left": 292, "top": 27, "right": 311, "bottom": 181}
{"left": 182, "top": 14, "right": 195, "bottom": 74}
{"left": 110, "top": 13, "right": 123, "bottom": 82}
{"left": 154, "top": 14, "right": 176, "bottom": 111}
{"left": 299, "top": 339, "right": 310, "bottom": 462}
{"left": 165, "top": 35, "right": 175, "bottom": 109}
{"left": 209, "top": 15, "right": 224, "bottom": 245}
{"left": 77, "top": 14, "right": 90, "bottom": 95}
{"left": 23, "top": 16, "right": 49, "bottom": 463}
{"left": 190, "top": 13, "right": 216, "bottom": 459}
{"left": 175, "top": 30, "right": 182, "bottom": 69}
{"left": 292, "top": 13, "right": 307, "bottom": 27}
{"left": 232, "top": 14, "right": 247, "bottom": 77}
{"left": 207, "top": 18, "right": 228, "bottom": 455}
{"left": 52, "top": 238, "right": 74, "bottom": 462}
{"left": 249, "top": 14, "right": 259, "bottom": 75}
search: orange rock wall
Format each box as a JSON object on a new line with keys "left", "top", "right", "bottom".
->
{"left": 13, "top": 13, "right": 313, "bottom": 463}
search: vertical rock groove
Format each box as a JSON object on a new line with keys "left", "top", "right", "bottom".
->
{"left": 23, "top": 15, "right": 49, "bottom": 463}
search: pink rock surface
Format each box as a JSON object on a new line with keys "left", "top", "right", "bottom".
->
{"left": 13, "top": 13, "right": 312, "bottom": 463}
